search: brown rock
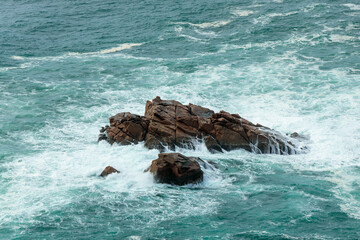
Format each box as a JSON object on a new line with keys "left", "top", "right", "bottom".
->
{"left": 105, "top": 112, "right": 149, "bottom": 145}
{"left": 148, "top": 153, "right": 203, "bottom": 185}
{"left": 144, "top": 98, "right": 178, "bottom": 150}
{"left": 204, "top": 136, "right": 222, "bottom": 153}
{"left": 189, "top": 104, "right": 214, "bottom": 118}
{"left": 99, "top": 97, "right": 303, "bottom": 154}
{"left": 100, "top": 166, "right": 120, "bottom": 177}
{"left": 175, "top": 106, "right": 198, "bottom": 148}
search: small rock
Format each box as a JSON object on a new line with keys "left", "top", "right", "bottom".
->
{"left": 98, "top": 133, "right": 108, "bottom": 142}
{"left": 289, "top": 132, "right": 310, "bottom": 141}
{"left": 147, "top": 153, "right": 203, "bottom": 185}
{"left": 100, "top": 166, "right": 120, "bottom": 177}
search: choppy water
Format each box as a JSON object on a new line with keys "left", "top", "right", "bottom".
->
{"left": 1, "top": 0, "right": 360, "bottom": 239}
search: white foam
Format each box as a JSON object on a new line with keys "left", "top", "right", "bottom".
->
{"left": 324, "top": 168, "right": 360, "bottom": 219}
{"left": 2, "top": 38, "right": 360, "bottom": 225}
{"left": 253, "top": 11, "right": 298, "bottom": 25}
{"left": 343, "top": 3, "right": 360, "bottom": 11}
{"left": 174, "top": 20, "right": 231, "bottom": 28}
{"left": 210, "top": 58, "right": 359, "bottom": 219}
{"left": 345, "top": 23, "right": 360, "bottom": 31}
{"left": 0, "top": 66, "right": 21, "bottom": 72}
{"left": 268, "top": 11, "right": 298, "bottom": 18}
{"left": 0, "top": 103, "right": 227, "bottom": 226}
{"left": 68, "top": 43, "right": 144, "bottom": 56}
{"left": 231, "top": 8, "right": 255, "bottom": 17}
{"left": 11, "top": 56, "right": 25, "bottom": 60}
{"left": 220, "top": 33, "right": 323, "bottom": 53}
{"left": 249, "top": 4, "right": 263, "bottom": 8}
{"left": 128, "top": 237, "right": 141, "bottom": 240}
{"left": 322, "top": 25, "right": 342, "bottom": 32}
{"left": 174, "top": 26, "right": 208, "bottom": 42}
{"left": 0, "top": 43, "right": 156, "bottom": 72}
{"left": 180, "top": 34, "right": 205, "bottom": 42}
{"left": 329, "top": 34, "right": 357, "bottom": 42}
{"left": 0, "top": 136, "right": 225, "bottom": 226}
{"left": 193, "top": 28, "right": 218, "bottom": 37}
{"left": 0, "top": 62, "right": 37, "bottom": 72}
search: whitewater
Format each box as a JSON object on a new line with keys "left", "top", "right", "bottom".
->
{"left": 0, "top": 0, "right": 360, "bottom": 239}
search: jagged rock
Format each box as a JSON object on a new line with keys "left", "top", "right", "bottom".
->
{"left": 144, "top": 98, "right": 178, "bottom": 150}
{"left": 98, "top": 125, "right": 109, "bottom": 142}
{"left": 106, "top": 112, "right": 149, "bottom": 145}
{"left": 146, "top": 153, "right": 203, "bottom": 185}
{"left": 99, "top": 97, "right": 303, "bottom": 154}
{"left": 100, "top": 166, "right": 120, "bottom": 177}
{"left": 204, "top": 136, "right": 223, "bottom": 153}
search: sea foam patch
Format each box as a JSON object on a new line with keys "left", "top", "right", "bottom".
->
{"left": 329, "top": 34, "right": 358, "bottom": 43}
{"left": 173, "top": 20, "right": 231, "bottom": 28}
{"left": 11, "top": 56, "right": 25, "bottom": 60}
{"left": 343, "top": 3, "right": 360, "bottom": 11}
{"left": 68, "top": 43, "right": 144, "bottom": 56}
{"left": 253, "top": 11, "right": 298, "bottom": 25}
{"left": 230, "top": 8, "right": 255, "bottom": 17}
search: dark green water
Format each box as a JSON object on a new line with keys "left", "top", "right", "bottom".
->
{"left": 1, "top": 0, "right": 360, "bottom": 239}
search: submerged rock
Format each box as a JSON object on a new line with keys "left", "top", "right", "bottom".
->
{"left": 100, "top": 166, "right": 120, "bottom": 177}
{"left": 99, "top": 97, "right": 304, "bottom": 154}
{"left": 146, "top": 153, "right": 203, "bottom": 185}
{"left": 289, "top": 132, "right": 310, "bottom": 142}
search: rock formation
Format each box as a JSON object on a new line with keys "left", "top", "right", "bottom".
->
{"left": 146, "top": 153, "right": 203, "bottom": 185}
{"left": 100, "top": 166, "right": 120, "bottom": 177}
{"left": 99, "top": 97, "right": 303, "bottom": 154}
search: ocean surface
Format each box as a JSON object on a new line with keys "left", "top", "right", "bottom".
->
{"left": 1, "top": 0, "right": 360, "bottom": 239}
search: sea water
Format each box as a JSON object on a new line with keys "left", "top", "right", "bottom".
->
{"left": 0, "top": 0, "right": 360, "bottom": 239}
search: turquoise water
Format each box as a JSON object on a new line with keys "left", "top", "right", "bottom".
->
{"left": 1, "top": 0, "right": 360, "bottom": 239}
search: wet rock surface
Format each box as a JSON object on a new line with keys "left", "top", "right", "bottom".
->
{"left": 99, "top": 97, "right": 303, "bottom": 154}
{"left": 146, "top": 153, "right": 203, "bottom": 185}
{"left": 100, "top": 166, "right": 120, "bottom": 177}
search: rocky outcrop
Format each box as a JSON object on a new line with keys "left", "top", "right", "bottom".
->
{"left": 99, "top": 97, "right": 302, "bottom": 154}
{"left": 146, "top": 153, "right": 203, "bottom": 185}
{"left": 98, "top": 112, "right": 149, "bottom": 145}
{"left": 100, "top": 166, "right": 120, "bottom": 177}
